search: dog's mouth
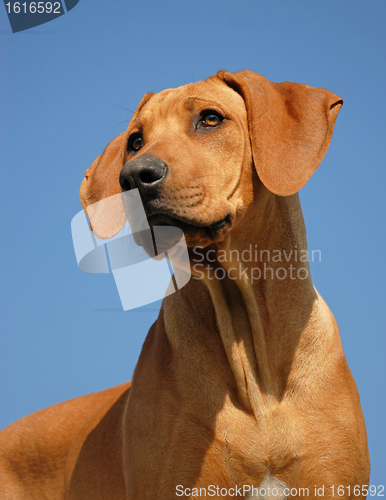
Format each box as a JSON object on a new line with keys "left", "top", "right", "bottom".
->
{"left": 129, "top": 212, "right": 232, "bottom": 253}
{"left": 147, "top": 213, "right": 231, "bottom": 237}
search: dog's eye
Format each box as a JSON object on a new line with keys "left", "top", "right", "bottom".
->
{"left": 128, "top": 134, "right": 143, "bottom": 152}
{"left": 200, "top": 111, "right": 223, "bottom": 128}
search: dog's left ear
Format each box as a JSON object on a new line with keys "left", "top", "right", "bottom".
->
{"left": 217, "top": 70, "right": 343, "bottom": 196}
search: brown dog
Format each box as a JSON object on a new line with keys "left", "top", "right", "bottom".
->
{"left": 0, "top": 70, "right": 370, "bottom": 499}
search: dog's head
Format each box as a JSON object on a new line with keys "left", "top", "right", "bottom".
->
{"left": 80, "top": 70, "right": 342, "bottom": 248}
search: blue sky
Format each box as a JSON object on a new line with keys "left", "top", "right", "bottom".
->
{"left": 1, "top": 0, "right": 385, "bottom": 487}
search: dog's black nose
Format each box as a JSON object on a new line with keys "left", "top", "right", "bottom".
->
{"left": 119, "top": 155, "right": 168, "bottom": 193}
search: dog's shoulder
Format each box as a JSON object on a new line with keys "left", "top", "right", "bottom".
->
{"left": 0, "top": 382, "right": 130, "bottom": 499}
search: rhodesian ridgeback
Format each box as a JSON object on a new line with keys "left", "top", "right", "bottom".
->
{"left": 0, "top": 70, "right": 370, "bottom": 499}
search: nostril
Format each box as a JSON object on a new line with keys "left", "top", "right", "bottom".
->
{"left": 139, "top": 167, "right": 164, "bottom": 185}
{"left": 120, "top": 177, "right": 132, "bottom": 192}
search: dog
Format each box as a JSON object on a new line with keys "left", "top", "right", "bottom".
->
{"left": 0, "top": 70, "right": 370, "bottom": 499}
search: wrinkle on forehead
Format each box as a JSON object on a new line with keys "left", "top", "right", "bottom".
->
{"left": 137, "top": 79, "right": 245, "bottom": 128}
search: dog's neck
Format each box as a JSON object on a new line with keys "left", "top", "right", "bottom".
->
{"left": 163, "top": 192, "right": 319, "bottom": 417}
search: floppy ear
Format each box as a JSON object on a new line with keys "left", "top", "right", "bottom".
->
{"left": 79, "top": 92, "right": 154, "bottom": 238}
{"left": 80, "top": 132, "right": 126, "bottom": 212}
{"left": 79, "top": 131, "right": 128, "bottom": 238}
{"left": 216, "top": 70, "right": 343, "bottom": 196}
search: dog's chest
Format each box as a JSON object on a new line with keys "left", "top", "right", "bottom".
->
{"left": 212, "top": 400, "right": 299, "bottom": 480}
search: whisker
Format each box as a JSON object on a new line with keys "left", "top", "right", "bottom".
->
{"left": 106, "top": 116, "right": 131, "bottom": 121}
{"left": 188, "top": 173, "right": 217, "bottom": 183}
{"left": 110, "top": 120, "right": 131, "bottom": 130}
{"left": 112, "top": 104, "right": 135, "bottom": 114}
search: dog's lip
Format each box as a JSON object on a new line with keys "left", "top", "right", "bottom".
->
{"left": 147, "top": 213, "right": 231, "bottom": 234}
{"left": 206, "top": 215, "right": 231, "bottom": 232}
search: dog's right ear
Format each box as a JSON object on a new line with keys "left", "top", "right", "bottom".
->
{"left": 80, "top": 92, "right": 154, "bottom": 238}
{"left": 79, "top": 131, "right": 128, "bottom": 238}
{"left": 80, "top": 131, "right": 126, "bottom": 214}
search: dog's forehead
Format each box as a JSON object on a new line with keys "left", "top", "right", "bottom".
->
{"left": 138, "top": 78, "right": 245, "bottom": 120}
